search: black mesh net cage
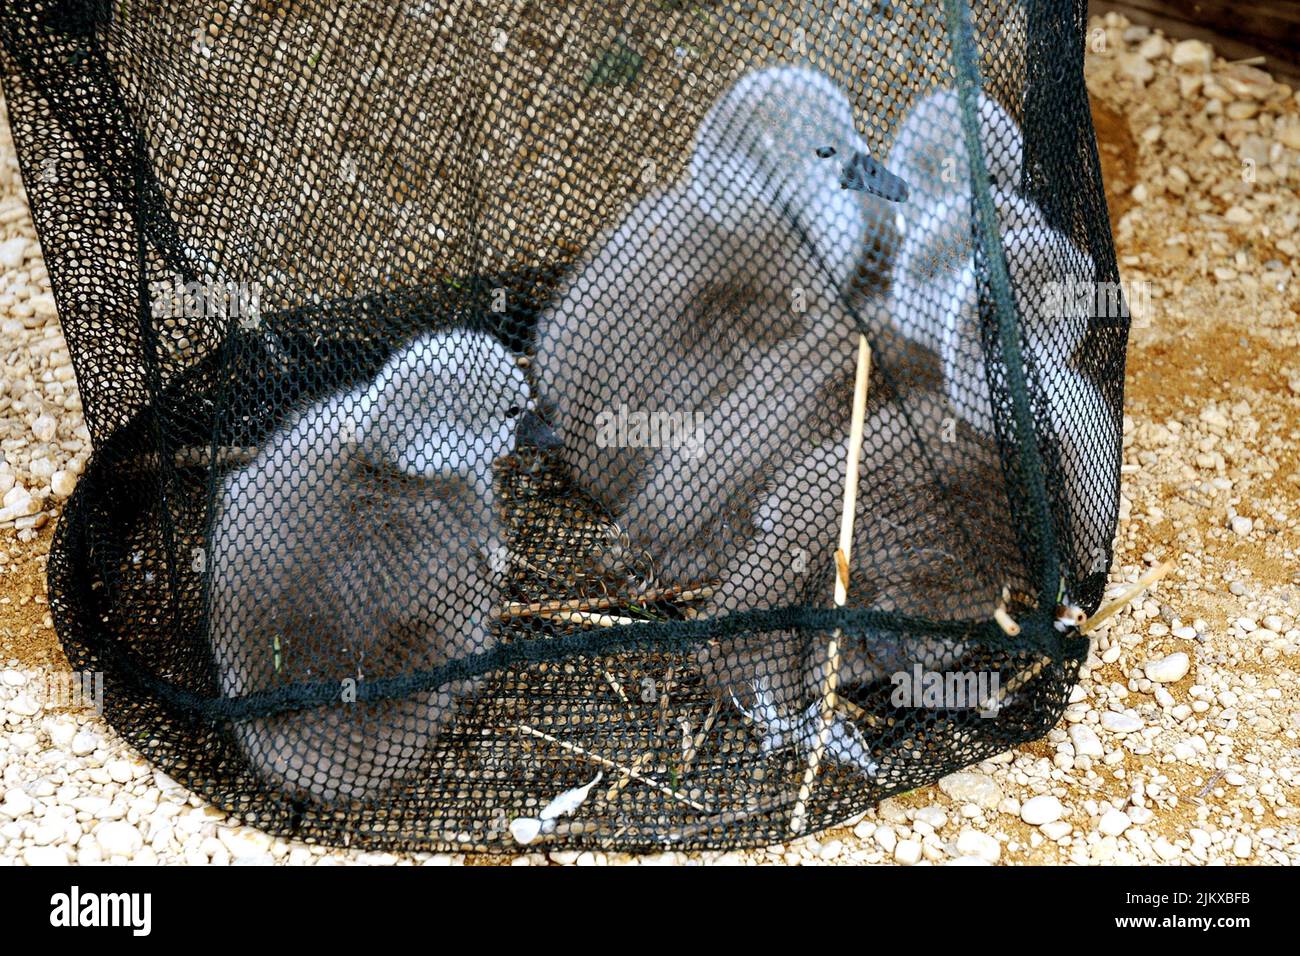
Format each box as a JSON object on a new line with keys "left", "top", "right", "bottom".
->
{"left": 1, "top": 0, "right": 1127, "bottom": 851}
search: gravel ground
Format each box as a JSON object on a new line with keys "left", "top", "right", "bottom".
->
{"left": 1, "top": 12, "right": 1298, "bottom": 865}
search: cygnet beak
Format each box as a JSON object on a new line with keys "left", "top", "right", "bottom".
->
{"left": 841, "top": 150, "right": 910, "bottom": 203}
{"left": 514, "top": 410, "right": 563, "bottom": 452}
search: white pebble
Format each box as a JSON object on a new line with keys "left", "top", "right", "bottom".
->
{"left": 70, "top": 796, "right": 110, "bottom": 815}
{"left": 0, "top": 237, "right": 27, "bottom": 269}
{"left": 1069, "top": 724, "right": 1104, "bottom": 758}
{"left": 30, "top": 821, "right": 65, "bottom": 846}
{"left": 50, "top": 470, "right": 77, "bottom": 498}
{"left": 0, "top": 489, "right": 37, "bottom": 523}
{"left": 874, "top": 825, "right": 897, "bottom": 854}
{"left": 1098, "top": 810, "right": 1130, "bottom": 836}
{"left": 105, "top": 759, "right": 137, "bottom": 784}
{"left": 1153, "top": 837, "right": 1181, "bottom": 862}
{"left": 218, "top": 826, "right": 273, "bottom": 857}
{"left": 1145, "top": 651, "right": 1190, "bottom": 683}
{"left": 30, "top": 295, "right": 58, "bottom": 319}
{"left": 1170, "top": 39, "right": 1213, "bottom": 70}
{"left": 23, "top": 845, "right": 70, "bottom": 865}
{"left": 894, "top": 839, "right": 922, "bottom": 865}
{"left": 914, "top": 805, "right": 948, "bottom": 830}
{"left": 42, "top": 717, "right": 76, "bottom": 749}
{"left": 1, "top": 788, "right": 35, "bottom": 817}
{"left": 955, "top": 829, "right": 1000, "bottom": 863}
{"left": 1232, "top": 836, "right": 1252, "bottom": 859}
{"left": 3, "top": 484, "right": 28, "bottom": 508}
{"left": 95, "top": 821, "right": 143, "bottom": 858}
{"left": 1117, "top": 52, "right": 1155, "bottom": 85}
{"left": 1101, "top": 711, "right": 1143, "bottom": 734}
{"left": 1041, "top": 820, "right": 1073, "bottom": 841}
{"left": 31, "top": 415, "right": 57, "bottom": 443}
{"left": 1020, "top": 795, "right": 1064, "bottom": 826}
{"left": 1231, "top": 515, "right": 1253, "bottom": 536}
{"left": 938, "top": 771, "right": 1003, "bottom": 809}
{"left": 1135, "top": 34, "right": 1167, "bottom": 60}
{"left": 7, "top": 694, "right": 39, "bottom": 717}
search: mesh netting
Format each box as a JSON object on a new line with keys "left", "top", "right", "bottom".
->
{"left": 2, "top": 0, "right": 1126, "bottom": 850}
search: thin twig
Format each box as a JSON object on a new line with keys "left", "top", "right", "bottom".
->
{"left": 656, "top": 666, "right": 676, "bottom": 739}
{"left": 1174, "top": 490, "right": 1212, "bottom": 509}
{"left": 511, "top": 556, "right": 570, "bottom": 584}
{"left": 494, "top": 582, "right": 715, "bottom": 621}
{"left": 994, "top": 605, "right": 1022, "bottom": 636}
{"left": 602, "top": 669, "right": 629, "bottom": 706}
{"left": 666, "top": 793, "right": 800, "bottom": 842}
{"left": 1196, "top": 768, "right": 1227, "bottom": 800}
{"left": 791, "top": 333, "right": 871, "bottom": 835}
{"left": 547, "top": 609, "right": 639, "bottom": 628}
{"left": 546, "top": 792, "right": 809, "bottom": 846}
{"left": 831, "top": 692, "right": 881, "bottom": 728}
{"left": 516, "top": 723, "right": 709, "bottom": 812}
{"left": 681, "top": 698, "right": 721, "bottom": 774}
{"left": 994, "top": 584, "right": 1022, "bottom": 635}
{"left": 603, "top": 751, "right": 655, "bottom": 802}
{"left": 1081, "top": 559, "right": 1175, "bottom": 635}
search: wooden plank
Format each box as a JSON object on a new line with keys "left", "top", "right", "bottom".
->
{"left": 1090, "top": 1, "right": 1300, "bottom": 84}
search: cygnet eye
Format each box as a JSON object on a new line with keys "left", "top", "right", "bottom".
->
{"left": 815, "top": 146, "right": 837, "bottom": 158}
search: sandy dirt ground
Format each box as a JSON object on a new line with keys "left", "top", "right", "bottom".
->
{"left": 0, "top": 11, "right": 1297, "bottom": 864}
